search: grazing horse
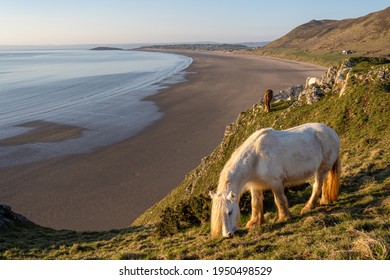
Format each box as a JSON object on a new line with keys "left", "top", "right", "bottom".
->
{"left": 209, "top": 123, "right": 341, "bottom": 237}
{"left": 263, "top": 89, "right": 273, "bottom": 112}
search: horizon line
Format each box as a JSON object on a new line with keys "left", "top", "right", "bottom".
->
{"left": 0, "top": 40, "right": 272, "bottom": 47}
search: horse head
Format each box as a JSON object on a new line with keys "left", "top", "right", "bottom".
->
{"left": 209, "top": 190, "right": 240, "bottom": 237}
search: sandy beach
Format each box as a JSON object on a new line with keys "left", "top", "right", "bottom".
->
{"left": 0, "top": 51, "right": 325, "bottom": 231}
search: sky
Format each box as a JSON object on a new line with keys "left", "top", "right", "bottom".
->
{"left": 1, "top": 0, "right": 389, "bottom": 45}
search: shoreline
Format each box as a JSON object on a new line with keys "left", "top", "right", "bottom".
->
{"left": 0, "top": 49, "right": 192, "bottom": 167}
{"left": 0, "top": 51, "right": 325, "bottom": 231}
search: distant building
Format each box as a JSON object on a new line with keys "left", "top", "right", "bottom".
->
{"left": 341, "top": 50, "right": 353, "bottom": 55}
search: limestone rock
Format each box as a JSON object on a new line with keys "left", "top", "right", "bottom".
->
{"left": 274, "top": 85, "right": 304, "bottom": 101}
{"left": 305, "top": 86, "right": 324, "bottom": 105}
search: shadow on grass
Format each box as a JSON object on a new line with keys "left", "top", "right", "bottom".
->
{"left": 239, "top": 164, "right": 389, "bottom": 237}
{"left": 300, "top": 165, "right": 390, "bottom": 227}
{"left": 342, "top": 164, "right": 390, "bottom": 193}
{"left": 0, "top": 223, "right": 147, "bottom": 256}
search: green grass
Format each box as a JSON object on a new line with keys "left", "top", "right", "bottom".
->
{"left": 245, "top": 48, "right": 370, "bottom": 67}
{"left": 1, "top": 174, "right": 388, "bottom": 260}
{"left": 1, "top": 58, "right": 389, "bottom": 260}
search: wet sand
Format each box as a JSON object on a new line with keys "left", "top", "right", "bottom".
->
{"left": 0, "top": 120, "right": 85, "bottom": 146}
{"left": 0, "top": 51, "right": 325, "bottom": 231}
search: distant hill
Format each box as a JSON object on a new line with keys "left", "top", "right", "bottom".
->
{"left": 263, "top": 7, "right": 390, "bottom": 57}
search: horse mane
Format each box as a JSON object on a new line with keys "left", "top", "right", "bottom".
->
{"left": 210, "top": 194, "right": 227, "bottom": 237}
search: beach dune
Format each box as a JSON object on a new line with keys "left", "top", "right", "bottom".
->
{"left": 0, "top": 51, "right": 325, "bottom": 231}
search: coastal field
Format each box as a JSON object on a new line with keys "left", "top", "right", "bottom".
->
{"left": 1, "top": 56, "right": 388, "bottom": 260}
{"left": 0, "top": 51, "right": 324, "bottom": 231}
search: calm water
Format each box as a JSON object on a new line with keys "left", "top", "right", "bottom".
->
{"left": 0, "top": 49, "right": 192, "bottom": 166}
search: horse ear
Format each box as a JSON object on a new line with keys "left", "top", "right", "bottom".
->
{"left": 209, "top": 191, "right": 216, "bottom": 199}
{"left": 226, "top": 191, "right": 236, "bottom": 202}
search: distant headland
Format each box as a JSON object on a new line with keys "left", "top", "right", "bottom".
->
{"left": 90, "top": 47, "right": 124, "bottom": 51}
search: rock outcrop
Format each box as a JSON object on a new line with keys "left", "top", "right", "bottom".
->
{"left": 273, "top": 85, "right": 303, "bottom": 102}
{"left": 0, "top": 204, "right": 32, "bottom": 230}
{"left": 274, "top": 79, "right": 324, "bottom": 105}
{"left": 274, "top": 58, "right": 389, "bottom": 105}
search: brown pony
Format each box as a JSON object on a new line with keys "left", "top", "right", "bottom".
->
{"left": 263, "top": 89, "right": 273, "bottom": 112}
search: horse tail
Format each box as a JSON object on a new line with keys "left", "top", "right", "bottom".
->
{"left": 322, "top": 156, "right": 341, "bottom": 203}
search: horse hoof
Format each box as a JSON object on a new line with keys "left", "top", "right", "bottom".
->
{"left": 320, "top": 198, "right": 330, "bottom": 205}
{"left": 246, "top": 217, "right": 265, "bottom": 228}
{"left": 246, "top": 220, "right": 259, "bottom": 228}
{"left": 245, "top": 222, "right": 254, "bottom": 228}
{"left": 277, "top": 214, "right": 291, "bottom": 222}
{"left": 301, "top": 206, "right": 311, "bottom": 215}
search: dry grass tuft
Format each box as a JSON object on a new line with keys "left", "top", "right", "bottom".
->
{"left": 352, "top": 230, "right": 388, "bottom": 260}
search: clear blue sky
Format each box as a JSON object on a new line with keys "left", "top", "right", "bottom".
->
{"left": 1, "top": 0, "right": 389, "bottom": 45}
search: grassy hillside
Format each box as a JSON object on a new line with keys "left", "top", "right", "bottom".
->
{"left": 1, "top": 58, "right": 389, "bottom": 260}
{"left": 248, "top": 7, "right": 390, "bottom": 66}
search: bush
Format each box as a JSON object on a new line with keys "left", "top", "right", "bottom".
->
{"left": 155, "top": 194, "right": 211, "bottom": 237}
{"left": 155, "top": 207, "right": 180, "bottom": 237}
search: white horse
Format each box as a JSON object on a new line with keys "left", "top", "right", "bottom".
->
{"left": 209, "top": 123, "right": 341, "bottom": 237}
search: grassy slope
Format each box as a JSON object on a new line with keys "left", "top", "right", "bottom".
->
{"left": 246, "top": 7, "right": 390, "bottom": 67}
{"left": 262, "top": 8, "right": 390, "bottom": 54}
{"left": 0, "top": 59, "right": 389, "bottom": 260}
{"left": 245, "top": 48, "right": 355, "bottom": 67}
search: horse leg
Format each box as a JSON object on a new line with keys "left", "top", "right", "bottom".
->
{"left": 267, "top": 99, "right": 271, "bottom": 112}
{"left": 264, "top": 95, "right": 270, "bottom": 112}
{"left": 246, "top": 188, "right": 264, "bottom": 228}
{"left": 301, "top": 170, "right": 327, "bottom": 214}
{"left": 272, "top": 186, "right": 291, "bottom": 221}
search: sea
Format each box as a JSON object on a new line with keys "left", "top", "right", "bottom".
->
{"left": 0, "top": 48, "right": 192, "bottom": 167}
